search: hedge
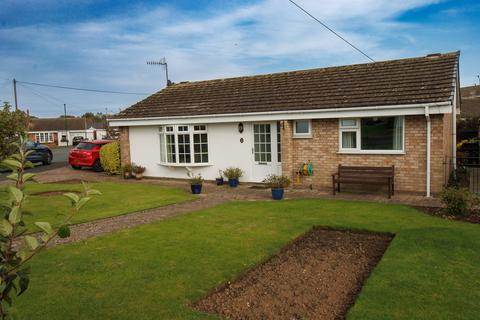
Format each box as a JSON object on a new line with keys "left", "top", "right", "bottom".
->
{"left": 99, "top": 141, "right": 120, "bottom": 175}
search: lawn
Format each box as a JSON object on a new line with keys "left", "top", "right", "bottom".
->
{"left": 9, "top": 199, "right": 480, "bottom": 319}
{"left": 0, "top": 181, "right": 195, "bottom": 231}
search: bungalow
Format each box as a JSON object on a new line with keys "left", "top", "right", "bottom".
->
{"left": 109, "top": 52, "right": 460, "bottom": 196}
{"left": 28, "top": 118, "right": 108, "bottom": 147}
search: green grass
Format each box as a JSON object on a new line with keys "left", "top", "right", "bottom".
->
{"left": 9, "top": 199, "right": 480, "bottom": 319}
{"left": 0, "top": 182, "right": 195, "bottom": 231}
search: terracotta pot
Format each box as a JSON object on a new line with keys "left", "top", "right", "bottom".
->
{"left": 135, "top": 173, "right": 143, "bottom": 180}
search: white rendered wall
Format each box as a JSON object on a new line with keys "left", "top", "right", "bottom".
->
{"left": 128, "top": 122, "right": 280, "bottom": 182}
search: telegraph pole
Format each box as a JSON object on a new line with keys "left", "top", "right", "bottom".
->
{"left": 13, "top": 79, "right": 18, "bottom": 110}
{"left": 147, "top": 58, "right": 170, "bottom": 87}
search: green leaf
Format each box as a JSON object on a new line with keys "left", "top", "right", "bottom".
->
{"left": 34, "top": 222, "right": 53, "bottom": 235}
{"left": 24, "top": 235, "right": 39, "bottom": 250}
{"left": 22, "top": 173, "right": 36, "bottom": 182}
{"left": 64, "top": 192, "right": 80, "bottom": 204}
{"left": 0, "top": 219, "right": 13, "bottom": 237}
{"left": 86, "top": 189, "right": 102, "bottom": 196}
{"left": 17, "top": 270, "right": 30, "bottom": 296}
{"left": 8, "top": 206, "right": 21, "bottom": 224}
{"left": 24, "top": 161, "right": 34, "bottom": 169}
{"left": 16, "top": 248, "right": 30, "bottom": 262}
{"left": 76, "top": 197, "right": 91, "bottom": 210}
{"left": 1, "top": 159, "right": 21, "bottom": 169}
{"left": 58, "top": 226, "right": 71, "bottom": 239}
{"left": 8, "top": 187, "right": 23, "bottom": 203}
{"left": 6, "top": 173, "right": 18, "bottom": 182}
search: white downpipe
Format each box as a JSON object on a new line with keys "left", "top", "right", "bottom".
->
{"left": 452, "top": 93, "right": 457, "bottom": 171}
{"left": 425, "top": 106, "right": 431, "bottom": 197}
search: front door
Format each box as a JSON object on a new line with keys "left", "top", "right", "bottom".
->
{"left": 252, "top": 122, "right": 281, "bottom": 181}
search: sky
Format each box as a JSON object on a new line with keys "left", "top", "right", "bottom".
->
{"left": 0, "top": 0, "right": 479, "bottom": 117}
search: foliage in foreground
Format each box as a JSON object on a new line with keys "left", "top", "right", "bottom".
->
{"left": 99, "top": 142, "right": 120, "bottom": 175}
{"left": 0, "top": 102, "right": 27, "bottom": 161}
{"left": 0, "top": 136, "right": 100, "bottom": 319}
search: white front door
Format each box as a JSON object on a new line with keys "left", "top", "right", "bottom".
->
{"left": 252, "top": 122, "right": 281, "bottom": 182}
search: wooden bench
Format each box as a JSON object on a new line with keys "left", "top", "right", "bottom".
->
{"left": 332, "top": 165, "right": 395, "bottom": 198}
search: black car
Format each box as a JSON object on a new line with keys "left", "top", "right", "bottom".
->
{"left": 72, "top": 136, "right": 86, "bottom": 146}
{"left": 25, "top": 141, "right": 53, "bottom": 165}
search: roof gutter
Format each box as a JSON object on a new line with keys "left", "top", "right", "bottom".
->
{"left": 108, "top": 101, "right": 453, "bottom": 126}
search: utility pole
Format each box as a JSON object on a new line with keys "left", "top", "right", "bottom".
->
{"left": 477, "top": 75, "right": 480, "bottom": 85}
{"left": 13, "top": 79, "right": 18, "bottom": 110}
{"left": 64, "top": 103, "right": 68, "bottom": 146}
{"left": 147, "top": 58, "right": 170, "bottom": 87}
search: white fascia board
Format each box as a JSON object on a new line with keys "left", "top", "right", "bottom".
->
{"left": 108, "top": 102, "right": 452, "bottom": 127}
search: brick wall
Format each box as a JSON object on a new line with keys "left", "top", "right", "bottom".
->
{"left": 118, "top": 127, "right": 131, "bottom": 165}
{"left": 281, "top": 115, "right": 451, "bottom": 194}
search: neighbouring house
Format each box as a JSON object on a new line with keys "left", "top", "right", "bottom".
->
{"left": 28, "top": 118, "right": 108, "bottom": 147}
{"left": 109, "top": 52, "right": 461, "bottom": 196}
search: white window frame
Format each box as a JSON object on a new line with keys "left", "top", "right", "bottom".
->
{"left": 338, "top": 116, "right": 405, "bottom": 154}
{"left": 158, "top": 124, "right": 210, "bottom": 166}
{"left": 293, "top": 119, "right": 312, "bottom": 138}
{"left": 34, "top": 132, "right": 54, "bottom": 143}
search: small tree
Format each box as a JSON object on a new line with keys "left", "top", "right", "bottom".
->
{"left": 0, "top": 135, "right": 101, "bottom": 319}
{"left": 0, "top": 102, "right": 27, "bottom": 161}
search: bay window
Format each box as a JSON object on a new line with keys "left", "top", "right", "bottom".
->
{"left": 339, "top": 116, "right": 404, "bottom": 153}
{"left": 159, "top": 125, "right": 209, "bottom": 165}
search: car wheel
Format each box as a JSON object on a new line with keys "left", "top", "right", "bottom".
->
{"left": 43, "top": 152, "right": 52, "bottom": 165}
{"left": 92, "top": 160, "right": 103, "bottom": 172}
{"left": 71, "top": 165, "right": 82, "bottom": 170}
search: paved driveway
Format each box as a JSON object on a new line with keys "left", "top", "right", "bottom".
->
{"left": 0, "top": 147, "right": 71, "bottom": 181}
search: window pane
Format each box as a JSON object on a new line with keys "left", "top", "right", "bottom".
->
{"left": 295, "top": 120, "right": 310, "bottom": 134}
{"left": 361, "top": 117, "right": 402, "bottom": 150}
{"left": 341, "top": 119, "right": 357, "bottom": 127}
{"left": 342, "top": 131, "right": 357, "bottom": 149}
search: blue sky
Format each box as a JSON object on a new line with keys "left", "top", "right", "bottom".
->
{"left": 0, "top": 0, "right": 479, "bottom": 117}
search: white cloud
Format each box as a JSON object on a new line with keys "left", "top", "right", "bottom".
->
{"left": 0, "top": 0, "right": 449, "bottom": 116}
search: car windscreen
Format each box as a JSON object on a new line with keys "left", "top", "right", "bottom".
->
{"left": 76, "top": 143, "right": 97, "bottom": 150}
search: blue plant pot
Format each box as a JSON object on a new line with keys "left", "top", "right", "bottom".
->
{"left": 271, "top": 188, "right": 284, "bottom": 200}
{"left": 216, "top": 178, "right": 224, "bottom": 186}
{"left": 228, "top": 178, "right": 239, "bottom": 187}
{"left": 191, "top": 184, "right": 202, "bottom": 194}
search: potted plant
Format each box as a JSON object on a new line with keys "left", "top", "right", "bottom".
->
{"left": 263, "top": 174, "right": 291, "bottom": 200}
{"left": 187, "top": 171, "right": 204, "bottom": 194}
{"left": 121, "top": 163, "right": 133, "bottom": 179}
{"left": 223, "top": 167, "right": 243, "bottom": 187}
{"left": 132, "top": 164, "right": 146, "bottom": 180}
{"left": 216, "top": 170, "right": 224, "bottom": 186}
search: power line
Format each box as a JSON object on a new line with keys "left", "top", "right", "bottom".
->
{"left": 15, "top": 80, "right": 150, "bottom": 95}
{"left": 18, "top": 83, "right": 65, "bottom": 109}
{"left": 287, "top": 0, "right": 375, "bottom": 62}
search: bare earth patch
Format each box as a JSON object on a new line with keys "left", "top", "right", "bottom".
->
{"left": 194, "top": 227, "right": 393, "bottom": 320}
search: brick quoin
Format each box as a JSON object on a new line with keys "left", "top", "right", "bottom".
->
{"left": 281, "top": 115, "right": 453, "bottom": 195}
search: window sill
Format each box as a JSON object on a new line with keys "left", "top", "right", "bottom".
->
{"left": 337, "top": 150, "right": 405, "bottom": 155}
{"left": 157, "top": 162, "right": 212, "bottom": 167}
{"left": 293, "top": 134, "right": 312, "bottom": 139}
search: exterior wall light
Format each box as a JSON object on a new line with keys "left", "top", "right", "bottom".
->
{"left": 238, "top": 122, "right": 244, "bottom": 133}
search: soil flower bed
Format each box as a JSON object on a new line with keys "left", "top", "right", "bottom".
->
{"left": 194, "top": 227, "right": 393, "bottom": 320}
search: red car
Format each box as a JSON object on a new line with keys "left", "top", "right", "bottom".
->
{"left": 69, "top": 140, "right": 112, "bottom": 172}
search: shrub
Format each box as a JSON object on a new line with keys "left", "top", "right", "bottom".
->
{"left": 447, "top": 166, "right": 469, "bottom": 188}
{"left": 121, "top": 163, "right": 133, "bottom": 174}
{"left": 440, "top": 187, "right": 479, "bottom": 215}
{"left": 222, "top": 167, "right": 243, "bottom": 180}
{"left": 187, "top": 172, "right": 203, "bottom": 185}
{"left": 132, "top": 164, "right": 146, "bottom": 174}
{"left": 99, "top": 142, "right": 120, "bottom": 175}
{"left": 263, "top": 174, "right": 291, "bottom": 189}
